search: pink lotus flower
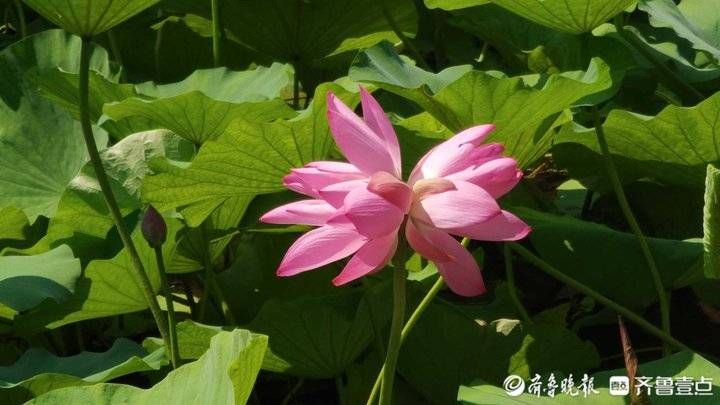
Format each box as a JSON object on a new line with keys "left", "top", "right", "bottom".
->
{"left": 261, "top": 88, "right": 530, "bottom": 296}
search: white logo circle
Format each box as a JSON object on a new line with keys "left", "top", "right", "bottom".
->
{"left": 503, "top": 375, "right": 526, "bottom": 397}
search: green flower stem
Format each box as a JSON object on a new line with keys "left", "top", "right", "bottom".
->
{"left": 12, "top": 0, "right": 26, "bottom": 38}
{"left": 211, "top": 0, "right": 223, "bottom": 67}
{"left": 378, "top": 260, "right": 407, "bottom": 405}
{"left": 508, "top": 242, "right": 690, "bottom": 352}
{"left": 593, "top": 108, "right": 672, "bottom": 356}
{"left": 379, "top": 0, "right": 428, "bottom": 70}
{"left": 504, "top": 244, "right": 531, "bottom": 324}
{"left": 614, "top": 19, "right": 703, "bottom": 105}
{"left": 368, "top": 238, "right": 470, "bottom": 405}
{"left": 154, "top": 247, "right": 180, "bottom": 369}
{"left": 153, "top": 8, "right": 164, "bottom": 80}
{"left": 197, "top": 223, "right": 236, "bottom": 324}
{"left": 367, "top": 275, "right": 445, "bottom": 404}
{"left": 79, "top": 37, "right": 171, "bottom": 352}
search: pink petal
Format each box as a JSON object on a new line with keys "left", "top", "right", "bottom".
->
{"left": 448, "top": 210, "right": 531, "bottom": 241}
{"left": 360, "top": 87, "right": 401, "bottom": 177}
{"left": 447, "top": 157, "right": 522, "bottom": 198}
{"left": 332, "top": 232, "right": 398, "bottom": 285}
{"left": 284, "top": 161, "right": 365, "bottom": 198}
{"left": 413, "top": 180, "right": 501, "bottom": 230}
{"left": 260, "top": 199, "right": 337, "bottom": 226}
{"left": 319, "top": 179, "right": 369, "bottom": 208}
{"left": 415, "top": 125, "right": 496, "bottom": 180}
{"left": 336, "top": 186, "right": 404, "bottom": 238}
{"left": 368, "top": 171, "right": 412, "bottom": 212}
{"left": 413, "top": 224, "right": 486, "bottom": 297}
{"left": 277, "top": 225, "right": 367, "bottom": 277}
{"left": 405, "top": 220, "right": 450, "bottom": 262}
{"left": 327, "top": 93, "right": 398, "bottom": 176}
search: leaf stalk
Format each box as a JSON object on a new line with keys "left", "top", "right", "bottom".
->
{"left": 78, "top": 36, "right": 171, "bottom": 355}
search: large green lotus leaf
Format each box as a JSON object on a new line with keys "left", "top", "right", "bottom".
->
{"left": 249, "top": 285, "right": 391, "bottom": 379}
{"left": 351, "top": 44, "right": 613, "bottom": 167}
{"left": 141, "top": 82, "right": 359, "bottom": 223}
{"left": 556, "top": 92, "right": 720, "bottom": 190}
{"left": 29, "top": 329, "right": 267, "bottom": 405}
{"left": 167, "top": 226, "right": 238, "bottom": 274}
{"left": 23, "top": 0, "right": 160, "bottom": 36}
{"left": 459, "top": 351, "right": 720, "bottom": 404}
{"left": 134, "top": 64, "right": 292, "bottom": 102}
{"left": 14, "top": 219, "right": 181, "bottom": 331}
{"left": 607, "top": 23, "right": 720, "bottom": 85}
{"left": 0, "top": 245, "right": 80, "bottom": 313}
{"left": 0, "top": 30, "right": 112, "bottom": 221}
{"left": 449, "top": 4, "right": 585, "bottom": 72}
{"left": 0, "top": 207, "right": 28, "bottom": 242}
{"left": 104, "top": 94, "right": 296, "bottom": 145}
{"left": 37, "top": 64, "right": 294, "bottom": 141}
{"left": 399, "top": 285, "right": 599, "bottom": 404}
{"left": 213, "top": 0, "right": 416, "bottom": 61}
{"left": 0, "top": 339, "right": 166, "bottom": 405}
{"left": 425, "top": 0, "right": 489, "bottom": 10}
{"left": 34, "top": 69, "right": 145, "bottom": 139}
{"left": 518, "top": 208, "right": 703, "bottom": 309}
{"left": 47, "top": 130, "right": 194, "bottom": 241}
{"left": 449, "top": 5, "right": 633, "bottom": 74}
{"left": 349, "top": 41, "right": 472, "bottom": 99}
{"left": 490, "top": 0, "right": 635, "bottom": 34}
{"left": 639, "top": 0, "right": 720, "bottom": 60}
{"left": 143, "top": 320, "right": 226, "bottom": 360}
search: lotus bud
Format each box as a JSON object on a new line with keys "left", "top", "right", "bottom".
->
{"left": 142, "top": 205, "right": 167, "bottom": 248}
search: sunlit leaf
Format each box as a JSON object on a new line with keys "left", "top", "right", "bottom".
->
{"left": 23, "top": 0, "right": 160, "bottom": 36}
{"left": 0, "top": 339, "right": 166, "bottom": 404}
{"left": 0, "top": 30, "right": 112, "bottom": 221}
{"left": 490, "top": 0, "right": 635, "bottom": 34}
{"left": 424, "top": 0, "right": 489, "bottom": 10}
{"left": 14, "top": 219, "right": 180, "bottom": 331}
{"left": 704, "top": 164, "right": 720, "bottom": 279}
{"left": 639, "top": 0, "right": 720, "bottom": 60}
{"left": 29, "top": 329, "right": 267, "bottom": 405}
{"left": 0, "top": 245, "right": 80, "bottom": 313}
{"left": 141, "top": 83, "right": 359, "bottom": 224}
{"left": 556, "top": 92, "right": 720, "bottom": 190}
{"left": 351, "top": 44, "right": 613, "bottom": 167}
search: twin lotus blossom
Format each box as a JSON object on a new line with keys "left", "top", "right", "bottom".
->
{"left": 261, "top": 88, "right": 530, "bottom": 296}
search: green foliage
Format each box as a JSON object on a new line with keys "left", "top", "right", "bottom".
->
{"left": 519, "top": 208, "right": 703, "bottom": 309}
{"left": 28, "top": 329, "right": 267, "bottom": 405}
{"left": 4, "top": 1, "right": 720, "bottom": 404}
{"left": 704, "top": 164, "right": 720, "bottom": 279}
{"left": 557, "top": 92, "right": 720, "bottom": 189}
{"left": 141, "top": 83, "right": 359, "bottom": 222}
{"left": 0, "top": 339, "right": 166, "bottom": 404}
{"left": 23, "top": 0, "right": 160, "bottom": 36}
{"left": 459, "top": 351, "right": 720, "bottom": 403}
{"left": 0, "top": 245, "right": 81, "bottom": 313}
{"left": 490, "top": 0, "right": 636, "bottom": 34}
{"left": 0, "top": 30, "right": 111, "bottom": 221}
{"left": 639, "top": 0, "right": 720, "bottom": 60}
